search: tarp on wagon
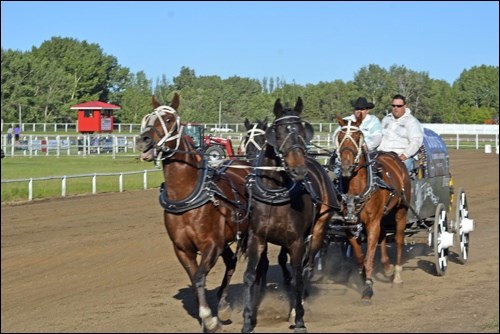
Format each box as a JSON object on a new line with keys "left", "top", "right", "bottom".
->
{"left": 420, "top": 128, "right": 449, "bottom": 178}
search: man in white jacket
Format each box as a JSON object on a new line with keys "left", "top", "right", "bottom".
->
{"left": 378, "top": 94, "right": 424, "bottom": 173}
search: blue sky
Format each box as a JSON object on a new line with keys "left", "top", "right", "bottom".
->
{"left": 1, "top": 1, "right": 498, "bottom": 86}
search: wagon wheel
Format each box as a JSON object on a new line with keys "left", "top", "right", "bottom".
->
{"left": 431, "top": 203, "right": 449, "bottom": 276}
{"left": 205, "top": 145, "right": 226, "bottom": 161}
{"left": 455, "top": 188, "right": 474, "bottom": 264}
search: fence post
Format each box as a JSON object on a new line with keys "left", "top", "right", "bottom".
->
{"left": 62, "top": 176, "right": 67, "bottom": 197}
{"left": 28, "top": 178, "right": 33, "bottom": 201}
{"left": 119, "top": 173, "right": 123, "bottom": 192}
{"left": 92, "top": 174, "right": 97, "bottom": 194}
{"left": 143, "top": 170, "right": 148, "bottom": 190}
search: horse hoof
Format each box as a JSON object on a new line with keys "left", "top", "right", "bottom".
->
{"left": 288, "top": 308, "right": 296, "bottom": 323}
{"left": 203, "top": 316, "right": 221, "bottom": 333}
{"left": 218, "top": 304, "right": 232, "bottom": 322}
{"left": 393, "top": 265, "right": 403, "bottom": 284}
{"left": 292, "top": 326, "right": 308, "bottom": 333}
{"left": 360, "top": 298, "right": 372, "bottom": 306}
{"left": 384, "top": 264, "right": 395, "bottom": 277}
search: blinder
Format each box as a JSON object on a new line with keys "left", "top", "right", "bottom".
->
{"left": 265, "top": 119, "right": 313, "bottom": 152}
{"left": 265, "top": 126, "right": 277, "bottom": 148}
{"left": 304, "top": 121, "right": 314, "bottom": 142}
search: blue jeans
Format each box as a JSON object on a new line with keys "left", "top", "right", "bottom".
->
{"left": 403, "top": 157, "right": 416, "bottom": 173}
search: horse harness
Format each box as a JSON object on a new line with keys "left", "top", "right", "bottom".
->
{"left": 339, "top": 151, "right": 404, "bottom": 239}
{"left": 159, "top": 159, "right": 247, "bottom": 225}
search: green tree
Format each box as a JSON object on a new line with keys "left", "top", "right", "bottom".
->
{"left": 1, "top": 49, "right": 35, "bottom": 123}
{"left": 454, "top": 65, "right": 499, "bottom": 121}
{"left": 120, "top": 71, "right": 153, "bottom": 124}
{"left": 353, "top": 64, "right": 391, "bottom": 119}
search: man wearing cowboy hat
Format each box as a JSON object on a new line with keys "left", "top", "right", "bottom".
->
{"left": 333, "top": 97, "right": 382, "bottom": 152}
{"left": 328, "top": 97, "right": 382, "bottom": 184}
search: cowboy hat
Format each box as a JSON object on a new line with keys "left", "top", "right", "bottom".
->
{"left": 352, "top": 97, "right": 375, "bottom": 110}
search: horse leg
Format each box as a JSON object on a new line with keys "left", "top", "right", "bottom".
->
{"left": 242, "top": 233, "right": 266, "bottom": 333}
{"left": 217, "top": 246, "right": 236, "bottom": 322}
{"left": 173, "top": 247, "right": 218, "bottom": 332}
{"left": 379, "top": 232, "right": 395, "bottom": 278}
{"left": 393, "top": 209, "right": 408, "bottom": 284}
{"left": 194, "top": 245, "right": 223, "bottom": 333}
{"left": 287, "top": 241, "right": 307, "bottom": 333}
{"left": 256, "top": 244, "right": 270, "bottom": 303}
{"left": 346, "top": 235, "right": 365, "bottom": 275}
{"left": 361, "top": 223, "right": 381, "bottom": 303}
{"left": 278, "top": 246, "right": 291, "bottom": 286}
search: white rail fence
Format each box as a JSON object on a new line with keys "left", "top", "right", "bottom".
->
{"left": 1, "top": 122, "right": 499, "bottom": 135}
{"left": 1, "top": 132, "right": 498, "bottom": 158}
{"left": 2, "top": 169, "right": 162, "bottom": 202}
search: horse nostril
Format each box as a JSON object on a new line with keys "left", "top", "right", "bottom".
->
{"left": 291, "top": 166, "right": 308, "bottom": 181}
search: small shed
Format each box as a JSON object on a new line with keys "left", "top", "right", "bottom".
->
{"left": 71, "top": 101, "right": 121, "bottom": 134}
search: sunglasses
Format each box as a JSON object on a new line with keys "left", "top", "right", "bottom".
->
{"left": 391, "top": 104, "right": 404, "bottom": 108}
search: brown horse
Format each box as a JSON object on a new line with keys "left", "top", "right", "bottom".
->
{"left": 242, "top": 98, "right": 340, "bottom": 333}
{"left": 334, "top": 114, "right": 411, "bottom": 302}
{"left": 136, "top": 93, "right": 252, "bottom": 332}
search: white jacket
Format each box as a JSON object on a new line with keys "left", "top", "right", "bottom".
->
{"left": 378, "top": 108, "right": 424, "bottom": 158}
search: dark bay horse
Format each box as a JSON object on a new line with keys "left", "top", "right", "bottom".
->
{"left": 242, "top": 98, "right": 340, "bottom": 333}
{"left": 136, "top": 93, "right": 252, "bottom": 332}
{"left": 334, "top": 114, "right": 411, "bottom": 302}
{"left": 240, "top": 117, "right": 292, "bottom": 286}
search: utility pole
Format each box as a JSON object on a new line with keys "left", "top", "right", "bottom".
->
{"left": 218, "top": 101, "right": 222, "bottom": 128}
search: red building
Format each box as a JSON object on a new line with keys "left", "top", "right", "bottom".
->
{"left": 71, "top": 101, "right": 121, "bottom": 134}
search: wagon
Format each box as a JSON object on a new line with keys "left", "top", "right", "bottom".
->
{"left": 322, "top": 128, "right": 475, "bottom": 276}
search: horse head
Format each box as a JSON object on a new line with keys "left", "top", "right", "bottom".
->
{"left": 239, "top": 117, "right": 268, "bottom": 160}
{"left": 335, "top": 114, "right": 365, "bottom": 178}
{"left": 136, "top": 93, "right": 181, "bottom": 162}
{"left": 265, "top": 97, "right": 314, "bottom": 181}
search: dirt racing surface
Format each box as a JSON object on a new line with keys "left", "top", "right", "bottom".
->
{"left": 1, "top": 150, "right": 498, "bottom": 333}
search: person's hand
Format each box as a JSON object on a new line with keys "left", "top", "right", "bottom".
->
{"left": 399, "top": 153, "right": 407, "bottom": 161}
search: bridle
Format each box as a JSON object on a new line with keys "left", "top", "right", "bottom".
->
{"left": 267, "top": 115, "right": 309, "bottom": 161}
{"left": 239, "top": 123, "right": 266, "bottom": 157}
{"left": 139, "top": 105, "right": 184, "bottom": 161}
{"left": 335, "top": 120, "right": 365, "bottom": 171}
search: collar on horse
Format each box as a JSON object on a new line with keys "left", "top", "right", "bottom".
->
{"left": 246, "top": 144, "right": 303, "bottom": 204}
{"left": 159, "top": 159, "right": 247, "bottom": 223}
{"left": 340, "top": 151, "right": 398, "bottom": 236}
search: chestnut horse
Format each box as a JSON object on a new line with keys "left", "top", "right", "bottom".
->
{"left": 136, "top": 93, "right": 252, "bottom": 332}
{"left": 334, "top": 114, "right": 411, "bottom": 303}
{"left": 242, "top": 98, "right": 340, "bottom": 333}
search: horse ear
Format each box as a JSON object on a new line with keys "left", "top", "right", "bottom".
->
{"left": 353, "top": 112, "right": 363, "bottom": 125}
{"left": 244, "top": 118, "right": 250, "bottom": 130}
{"left": 295, "top": 97, "right": 303, "bottom": 114}
{"left": 273, "top": 99, "right": 283, "bottom": 116}
{"left": 171, "top": 93, "right": 180, "bottom": 110}
{"left": 152, "top": 95, "right": 160, "bottom": 109}
{"left": 337, "top": 115, "right": 346, "bottom": 126}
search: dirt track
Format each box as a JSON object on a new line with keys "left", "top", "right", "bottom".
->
{"left": 1, "top": 150, "right": 498, "bottom": 333}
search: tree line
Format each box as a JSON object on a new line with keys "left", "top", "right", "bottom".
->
{"left": 1, "top": 37, "right": 498, "bottom": 125}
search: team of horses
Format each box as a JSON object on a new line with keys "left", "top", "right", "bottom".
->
{"left": 136, "top": 94, "right": 411, "bottom": 333}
